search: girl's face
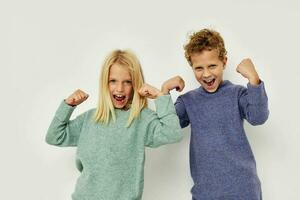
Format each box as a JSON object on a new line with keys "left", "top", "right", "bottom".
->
{"left": 108, "top": 63, "right": 133, "bottom": 109}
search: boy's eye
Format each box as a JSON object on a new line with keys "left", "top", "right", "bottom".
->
{"left": 209, "top": 65, "right": 216, "bottom": 69}
{"left": 194, "top": 67, "right": 203, "bottom": 71}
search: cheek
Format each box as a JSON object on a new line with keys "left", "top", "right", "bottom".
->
{"left": 108, "top": 84, "right": 114, "bottom": 93}
{"left": 126, "top": 86, "right": 133, "bottom": 96}
{"left": 215, "top": 69, "right": 224, "bottom": 77}
{"left": 194, "top": 71, "right": 203, "bottom": 80}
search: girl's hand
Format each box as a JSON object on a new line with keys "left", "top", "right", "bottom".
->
{"left": 161, "top": 76, "right": 185, "bottom": 94}
{"left": 236, "top": 58, "right": 260, "bottom": 85}
{"left": 65, "top": 89, "right": 89, "bottom": 106}
{"left": 138, "top": 84, "right": 164, "bottom": 99}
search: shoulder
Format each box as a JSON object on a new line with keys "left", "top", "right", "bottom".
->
{"left": 79, "top": 108, "right": 97, "bottom": 122}
{"left": 137, "top": 107, "right": 164, "bottom": 125}
{"left": 222, "top": 81, "right": 246, "bottom": 96}
{"left": 179, "top": 88, "right": 200, "bottom": 100}
{"left": 139, "top": 107, "right": 156, "bottom": 119}
{"left": 86, "top": 108, "right": 96, "bottom": 116}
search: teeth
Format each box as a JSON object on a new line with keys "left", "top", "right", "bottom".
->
{"left": 204, "top": 80, "right": 213, "bottom": 83}
{"left": 114, "top": 94, "right": 125, "bottom": 101}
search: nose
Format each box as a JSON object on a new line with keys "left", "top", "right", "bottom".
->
{"left": 116, "top": 82, "right": 124, "bottom": 92}
{"left": 203, "top": 68, "right": 212, "bottom": 78}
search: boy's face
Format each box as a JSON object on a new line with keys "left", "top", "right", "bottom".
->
{"left": 191, "top": 49, "right": 227, "bottom": 93}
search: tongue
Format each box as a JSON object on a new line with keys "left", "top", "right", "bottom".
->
{"left": 207, "top": 80, "right": 214, "bottom": 86}
{"left": 115, "top": 96, "right": 125, "bottom": 101}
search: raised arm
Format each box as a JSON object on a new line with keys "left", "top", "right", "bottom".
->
{"left": 236, "top": 59, "right": 269, "bottom": 125}
{"left": 46, "top": 89, "right": 89, "bottom": 146}
{"left": 139, "top": 84, "right": 183, "bottom": 148}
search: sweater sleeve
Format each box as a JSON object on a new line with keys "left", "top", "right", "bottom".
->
{"left": 238, "top": 81, "right": 269, "bottom": 125}
{"left": 45, "top": 100, "right": 87, "bottom": 147}
{"left": 144, "top": 95, "right": 183, "bottom": 148}
{"left": 174, "top": 96, "right": 190, "bottom": 128}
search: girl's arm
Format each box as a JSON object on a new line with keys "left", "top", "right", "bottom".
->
{"left": 46, "top": 89, "right": 89, "bottom": 146}
{"left": 161, "top": 75, "right": 189, "bottom": 127}
{"left": 139, "top": 84, "right": 183, "bottom": 148}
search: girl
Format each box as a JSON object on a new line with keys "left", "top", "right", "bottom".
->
{"left": 46, "top": 49, "right": 183, "bottom": 200}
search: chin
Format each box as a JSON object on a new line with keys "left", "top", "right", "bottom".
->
{"left": 113, "top": 104, "right": 126, "bottom": 109}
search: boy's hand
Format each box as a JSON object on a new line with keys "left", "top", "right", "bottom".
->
{"left": 236, "top": 58, "right": 260, "bottom": 85}
{"left": 138, "top": 84, "right": 164, "bottom": 99}
{"left": 65, "top": 89, "right": 89, "bottom": 106}
{"left": 161, "top": 76, "right": 185, "bottom": 94}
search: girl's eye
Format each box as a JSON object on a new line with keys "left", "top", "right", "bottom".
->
{"left": 124, "top": 80, "right": 132, "bottom": 85}
{"left": 209, "top": 65, "right": 216, "bottom": 69}
{"left": 109, "top": 80, "right": 116, "bottom": 83}
{"left": 195, "top": 67, "right": 203, "bottom": 71}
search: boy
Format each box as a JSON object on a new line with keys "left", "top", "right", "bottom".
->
{"left": 162, "top": 29, "right": 269, "bottom": 199}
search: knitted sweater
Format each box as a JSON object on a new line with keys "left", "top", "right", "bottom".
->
{"left": 46, "top": 95, "right": 182, "bottom": 200}
{"left": 175, "top": 80, "right": 269, "bottom": 200}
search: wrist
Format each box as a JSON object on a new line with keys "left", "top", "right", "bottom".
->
{"left": 64, "top": 99, "right": 76, "bottom": 107}
{"left": 161, "top": 86, "right": 170, "bottom": 95}
{"left": 156, "top": 91, "right": 164, "bottom": 97}
{"left": 248, "top": 76, "right": 260, "bottom": 86}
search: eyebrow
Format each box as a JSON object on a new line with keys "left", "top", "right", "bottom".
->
{"left": 108, "top": 77, "right": 132, "bottom": 82}
{"left": 194, "top": 64, "right": 217, "bottom": 68}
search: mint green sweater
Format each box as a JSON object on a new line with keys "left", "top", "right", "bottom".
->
{"left": 46, "top": 95, "right": 182, "bottom": 200}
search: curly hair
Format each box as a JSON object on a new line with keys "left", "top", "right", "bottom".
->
{"left": 184, "top": 29, "right": 227, "bottom": 66}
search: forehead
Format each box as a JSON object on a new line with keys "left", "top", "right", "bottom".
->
{"left": 191, "top": 49, "right": 221, "bottom": 67}
{"left": 109, "top": 63, "right": 131, "bottom": 78}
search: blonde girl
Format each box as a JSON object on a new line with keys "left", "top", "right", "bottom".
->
{"left": 46, "top": 49, "right": 182, "bottom": 200}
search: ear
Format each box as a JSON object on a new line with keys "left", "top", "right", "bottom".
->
{"left": 222, "top": 57, "right": 228, "bottom": 69}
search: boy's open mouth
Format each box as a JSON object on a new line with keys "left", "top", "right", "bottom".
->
{"left": 113, "top": 94, "right": 126, "bottom": 101}
{"left": 203, "top": 79, "right": 215, "bottom": 87}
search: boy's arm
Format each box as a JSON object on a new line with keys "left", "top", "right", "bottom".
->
{"left": 238, "top": 82, "right": 269, "bottom": 125}
{"left": 46, "top": 101, "right": 87, "bottom": 146}
{"left": 237, "top": 58, "right": 269, "bottom": 125}
{"left": 174, "top": 96, "right": 190, "bottom": 128}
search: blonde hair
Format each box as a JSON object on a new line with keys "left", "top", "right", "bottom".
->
{"left": 184, "top": 28, "right": 227, "bottom": 66}
{"left": 94, "top": 49, "right": 148, "bottom": 126}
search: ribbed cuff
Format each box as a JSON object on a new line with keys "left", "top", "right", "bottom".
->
{"left": 55, "top": 100, "right": 77, "bottom": 122}
{"left": 246, "top": 80, "right": 268, "bottom": 105}
{"left": 154, "top": 95, "right": 176, "bottom": 118}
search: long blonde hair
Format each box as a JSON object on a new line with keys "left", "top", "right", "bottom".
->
{"left": 94, "top": 49, "right": 148, "bottom": 126}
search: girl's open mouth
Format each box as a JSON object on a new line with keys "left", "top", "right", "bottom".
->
{"left": 113, "top": 94, "right": 126, "bottom": 102}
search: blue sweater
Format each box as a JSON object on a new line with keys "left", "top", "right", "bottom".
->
{"left": 175, "top": 80, "right": 269, "bottom": 200}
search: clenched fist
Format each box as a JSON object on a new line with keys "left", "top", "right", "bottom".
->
{"left": 65, "top": 89, "right": 89, "bottom": 106}
{"left": 236, "top": 58, "right": 260, "bottom": 85}
{"left": 161, "top": 76, "right": 185, "bottom": 94}
{"left": 138, "top": 84, "right": 164, "bottom": 99}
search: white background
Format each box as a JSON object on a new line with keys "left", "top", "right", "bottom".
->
{"left": 1, "top": 0, "right": 300, "bottom": 199}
